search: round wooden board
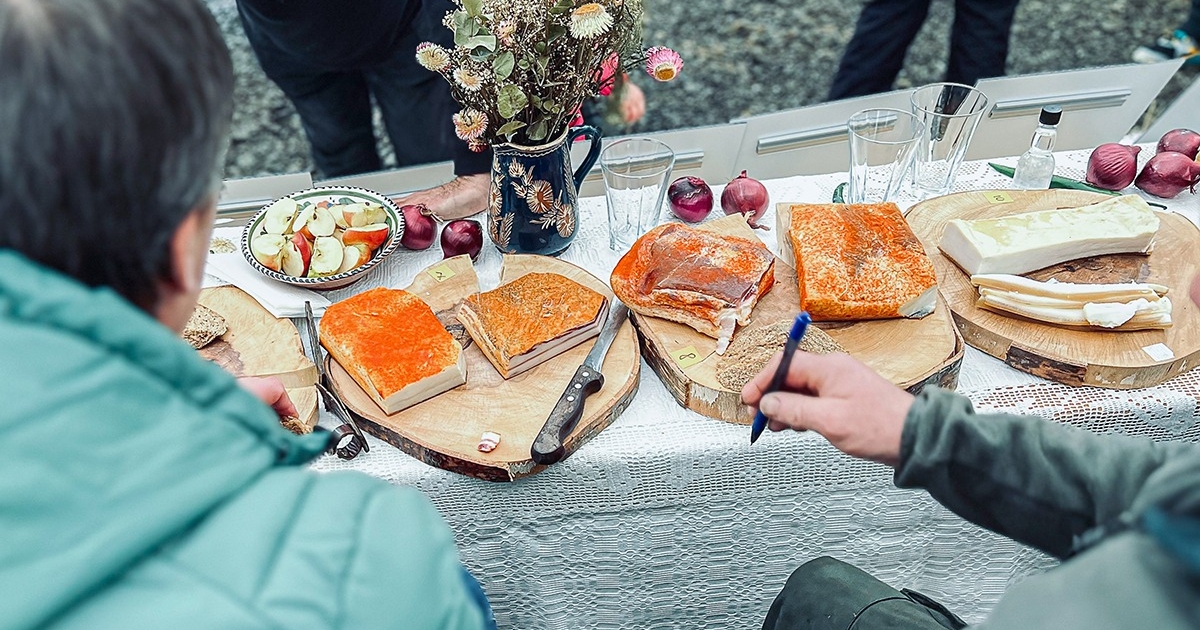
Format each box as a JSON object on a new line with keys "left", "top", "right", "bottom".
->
{"left": 906, "top": 189, "right": 1200, "bottom": 389}
{"left": 326, "top": 255, "right": 640, "bottom": 481}
{"left": 196, "top": 285, "right": 319, "bottom": 432}
{"left": 632, "top": 213, "right": 964, "bottom": 425}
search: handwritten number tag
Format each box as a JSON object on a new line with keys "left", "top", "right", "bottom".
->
{"left": 427, "top": 263, "right": 456, "bottom": 283}
{"left": 671, "top": 346, "right": 707, "bottom": 369}
{"left": 985, "top": 191, "right": 1014, "bottom": 204}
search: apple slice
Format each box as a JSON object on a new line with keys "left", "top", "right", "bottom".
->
{"left": 262, "top": 198, "right": 299, "bottom": 235}
{"left": 337, "top": 243, "right": 371, "bottom": 274}
{"left": 290, "top": 204, "right": 315, "bottom": 236}
{"left": 344, "top": 202, "right": 388, "bottom": 228}
{"left": 308, "top": 236, "right": 345, "bottom": 277}
{"left": 342, "top": 223, "right": 390, "bottom": 252}
{"left": 299, "top": 206, "right": 336, "bottom": 240}
{"left": 280, "top": 233, "right": 313, "bottom": 277}
{"left": 250, "top": 233, "right": 287, "bottom": 271}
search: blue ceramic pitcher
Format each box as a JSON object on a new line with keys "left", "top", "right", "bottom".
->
{"left": 487, "top": 125, "right": 602, "bottom": 256}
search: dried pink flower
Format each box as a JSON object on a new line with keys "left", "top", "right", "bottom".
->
{"left": 645, "top": 46, "right": 683, "bottom": 82}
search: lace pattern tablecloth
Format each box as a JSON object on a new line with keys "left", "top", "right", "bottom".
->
{"left": 309, "top": 147, "right": 1200, "bottom": 629}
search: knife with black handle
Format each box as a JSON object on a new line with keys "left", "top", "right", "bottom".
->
{"left": 530, "top": 302, "right": 628, "bottom": 466}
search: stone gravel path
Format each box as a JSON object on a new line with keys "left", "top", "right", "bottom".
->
{"left": 205, "top": 0, "right": 1197, "bottom": 179}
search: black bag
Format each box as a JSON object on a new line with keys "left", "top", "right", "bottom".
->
{"left": 763, "top": 557, "right": 968, "bottom": 630}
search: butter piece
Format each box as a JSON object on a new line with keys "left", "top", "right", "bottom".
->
{"left": 939, "top": 195, "right": 1159, "bottom": 275}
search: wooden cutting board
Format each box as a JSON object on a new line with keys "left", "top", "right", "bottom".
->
{"left": 633, "top": 213, "right": 964, "bottom": 425}
{"left": 196, "top": 286, "right": 319, "bottom": 431}
{"left": 907, "top": 189, "right": 1200, "bottom": 389}
{"left": 325, "top": 255, "right": 640, "bottom": 482}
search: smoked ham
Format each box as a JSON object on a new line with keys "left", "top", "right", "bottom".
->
{"left": 320, "top": 287, "right": 466, "bottom": 414}
{"left": 610, "top": 223, "right": 775, "bottom": 354}
{"left": 785, "top": 202, "right": 937, "bottom": 321}
{"left": 457, "top": 272, "right": 607, "bottom": 379}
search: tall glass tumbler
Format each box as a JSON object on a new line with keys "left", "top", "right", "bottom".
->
{"left": 847, "top": 108, "right": 923, "bottom": 204}
{"left": 600, "top": 138, "right": 675, "bottom": 251}
{"left": 909, "top": 82, "right": 989, "bottom": 199}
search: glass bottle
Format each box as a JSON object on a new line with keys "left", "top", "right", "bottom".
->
{"left": 1012, "top": 106, "right": 1063, "bottom": 190}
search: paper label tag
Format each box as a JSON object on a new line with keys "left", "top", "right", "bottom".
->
{"left": 671, "top": 346, "right": 707, "bottom": 369}
{"left": 1142, "top": 343, "right": 1175, "bottom": 362}
{"left": 985, "top": 191, "right": 1014, "bottom": 204}
{"left": 426, "top": 263, "right": 456, "bottom": 283}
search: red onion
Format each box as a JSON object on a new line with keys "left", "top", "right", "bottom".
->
{"left": 1085, "top": 143, "right": 1140, "bottom": 191}
{"left": 1134, "top": 151, "right": 1200, "bottom": 198}
{"left": 667, "top": 176, "right": 714, "bottom": 222}
{"left": 720, "top": 170, "right": 769, "bottom": 229}
{"left": 441, "top": 219, "right": 483, "bottom": 261}
{"left": 1157, "top": 128, "right": 1200, "bottom": 160}
{"left": 399, "top": 204, "right": 437, "bottom": 250}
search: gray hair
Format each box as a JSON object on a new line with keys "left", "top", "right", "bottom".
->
{"left": 0, "top": 0, "right": 234, "bottom": 309}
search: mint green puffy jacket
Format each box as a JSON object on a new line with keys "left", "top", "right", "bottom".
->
{"left": 0, "top": 251, "right": 487, "bottom": 630}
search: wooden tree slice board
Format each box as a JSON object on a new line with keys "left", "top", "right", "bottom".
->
{"left": 326, "top": 255, "right": 640, "bottom": 482}
{"left": 196, "top": 286, "right": 319, "bottom": 431}
{"left": 632, "top": 213, "right": 964, "bottom": 425}
{"left": 907, "top": 189, "right": 1200, "bottom": 389}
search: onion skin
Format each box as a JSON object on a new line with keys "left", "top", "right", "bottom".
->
{"left": 1157, "top": 128, "right": 1200, "bottom": 160}
{"left": 667, "top": 176, "right": 714, "bottom": 222}
{"left": 1085, "top": 143, "right": 1140, "bottom": 191}
{"left": 1134, "top": 151, "right": 1200, "bottom": 199}
{"left": 398, "top": 204, "right": 437, "bottom": 250}
{"left": 441, "top": 219, "right": 483, "bottom": 261}
{"left": 720, "top": 170, "right": 769, "bottom": 228}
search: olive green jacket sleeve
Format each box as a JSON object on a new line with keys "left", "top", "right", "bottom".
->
{"left": 894, "top": 387, "right": 1199, "bottom": 559}
{"left": 894, "top": 388, "right": 1200, "bottom": 629}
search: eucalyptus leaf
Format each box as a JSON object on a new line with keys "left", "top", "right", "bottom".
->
{"left": 496, "top": 84, "right": 528, "bottom": 119}
{"left": 534, "top": 41, "right": 547, "bottom": 54}
{"left": 464, "top": 35, "right": 496, "bottom": 52}
{"left": 528, "top": 120, "right": 548, "bottom": 142}
{"left": 463, "top": 0, "right": 483, "bottom": 17}
{"left": 517, "top": 57, "right": 531, "bottom": 70}
{"left": 496, "top": 120, "right": 527, "bottom": 138}
{"left": 546, "top": 25, "right": 566, "bottom": 42}
{"left": 492, "top": 51, "right": 515, "bottom": 80}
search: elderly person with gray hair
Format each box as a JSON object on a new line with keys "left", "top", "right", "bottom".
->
{"left": 0, "top": 1, "right": 491, "bottom": 628}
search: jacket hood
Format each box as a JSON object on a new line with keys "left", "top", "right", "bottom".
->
{"left": 0, "top": 251, "right": 327, "bottom": 629}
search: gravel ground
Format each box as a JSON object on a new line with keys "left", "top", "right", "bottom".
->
{"left": 205, "top": 0, "right": 1197, "bottom": 179}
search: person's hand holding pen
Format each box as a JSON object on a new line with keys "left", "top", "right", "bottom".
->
{"left": 740, "top": 350, "right": 914, "bottom": 468}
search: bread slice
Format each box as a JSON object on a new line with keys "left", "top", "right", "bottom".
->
{"left": 182, "top": 304, "right": 227, "bottom": 349}
{"left": 610, "top": 223, "right": 775, "bottom": 354}
{"left": 320, "top": 287, "right": 465, "bottom": 414}
{"left": 457, "top": 272, "right": 607, "bottom": 379}
{"left": 786, "top": 202, "right": 937, "bottom": 321}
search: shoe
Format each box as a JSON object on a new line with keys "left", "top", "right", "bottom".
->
{"left": 1133, "top": 30, "right": 1200, "bottom": 65}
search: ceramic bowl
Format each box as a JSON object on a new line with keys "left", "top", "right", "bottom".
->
{"left": 241, "top": 185, "right": 405, "bottom": 290}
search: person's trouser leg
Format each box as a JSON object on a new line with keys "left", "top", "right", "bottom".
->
{"left": 945, "top": 0, "right": 1019, "bottom": 87}
{"left": 1182, "top": 0, "right": 1200, "bottom": 40}
{"left": 238, "top": 9, "right": 382, "bottom": 177}
{"left": 828, "top": 0, "right": 932, "bottom": 100}
{"left": 763, "top": 557, "right": 966, "bottom": 630}
{"left": 366, "top": 0, "right": 460, "bottom": 169}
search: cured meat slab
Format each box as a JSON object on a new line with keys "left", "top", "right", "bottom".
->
{"left": 325, "top": 255, "right": 640, "bottom": 481}
{"left": 907, "top": 189, "right": 1200, "bottom": 388}
{"left": 632, "top": 213, "right": 963, "bottom": 425}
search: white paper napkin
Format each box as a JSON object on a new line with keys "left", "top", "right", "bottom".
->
{"left": 205, "top": 227, "right": 330, "bottom": 318}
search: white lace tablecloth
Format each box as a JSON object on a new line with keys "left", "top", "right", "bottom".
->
{"left": 309, "top": 147, "right": 1200, "bottom": 628}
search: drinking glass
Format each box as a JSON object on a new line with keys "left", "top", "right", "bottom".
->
{"left": 847, "top": 108, "right": 923, "bottom": 203}
{"left": 600, "top": 138, "right": 675, "bottom": 251}
{"left": 909, "top": 82, "right": 989, "bottom": 199}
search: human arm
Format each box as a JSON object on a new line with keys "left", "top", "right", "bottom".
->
{"left": 742, "top": 351, "right": 1196, "bottom": 558}
{"left": 393, "top": 145, "right": 492, "bottom": 220}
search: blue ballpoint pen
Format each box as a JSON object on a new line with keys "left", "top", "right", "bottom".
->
{"left": 750, "top": 312, "right": 811, "bottom": 444}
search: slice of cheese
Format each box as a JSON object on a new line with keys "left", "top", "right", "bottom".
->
{"left": 320, "top": 287, "right": 466, "bottom": 414}
{"left": 939, "top": 195, "right": 1159, "bottom": 276}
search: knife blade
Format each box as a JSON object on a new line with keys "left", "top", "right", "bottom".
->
{"left": 530, "top": 301, "right": 628, "bottom": 466}
{"left": 302, "top": 301, "right": 369, "bottom": 459}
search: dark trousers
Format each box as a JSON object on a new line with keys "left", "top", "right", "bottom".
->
{"left": 828, "top": 0, "right": 1020, "bottom": 100}
{"left": 1183, "top": 0, "right": 1200, "bottom": 40}
{"left": 238, "top": 2, "right": 461, "bottom": 178}
{"left": 763, "top": 557, "right": 967, "bottom": 630}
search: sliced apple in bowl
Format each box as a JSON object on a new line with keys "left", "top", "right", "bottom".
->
{"left": 250, "top": 233, "right": 287, "bottom": 271}
{"left": 342, "top": 223, "right": 390, "bottom": 252}
{"left": 337, "top": 243, "right": 371, "bottom": 274}
{"left": 281, "top": 232, "right": 313, "bottom": 277}
{"left": 308, "top": 236, "right": 345, "bottom": 277}
{"left": 262, "top": 198, "right": 299, "bottom": 235}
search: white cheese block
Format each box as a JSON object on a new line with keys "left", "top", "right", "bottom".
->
{"left": 378, "top": 350, "right": 467, "bottom": 415}
{"left": 939, "top": 195, "right": 1159, "bottom": 276}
